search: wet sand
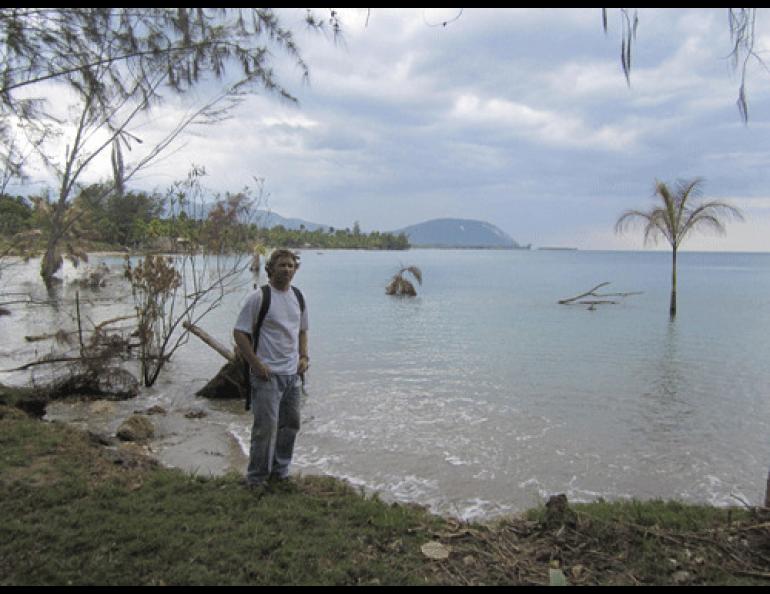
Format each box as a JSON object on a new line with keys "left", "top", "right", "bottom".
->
{"left": 45, "top": 397, "right": 248, "bottom": 478}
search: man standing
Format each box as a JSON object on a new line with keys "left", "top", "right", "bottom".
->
{"left": 234, "top": 249, "right": 309, "bottom": 488}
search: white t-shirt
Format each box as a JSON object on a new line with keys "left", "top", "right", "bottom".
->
{"left": 234, "top": 286, "right": 308, "bottom": 375}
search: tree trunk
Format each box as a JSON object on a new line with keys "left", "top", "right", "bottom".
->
{"left": 183, "top": 322, "right": 246, "bottom": 401}
{"left": 669, "top": 247, "right": 677, "bottom": 318}
{"left": 40, "top": 235, "right": 62, "bottom": 285}
{"left": 765, "top": 469, "right": 770, "bottom": 508}
{"left": 182, "top": 321, "right": 235, "bottom": 362}
{"left": 40, "top": 192, "right": 68, "bottom": 285}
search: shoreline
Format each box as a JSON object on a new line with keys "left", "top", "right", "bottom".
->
{"left": 3, "top": 348, "right": 766, "bottom": 524}
{"left": 2, "top": 386, "right": 769, "bottom": 585}
{"left": 6, "top": 381, "right": 767, "bottom": 521}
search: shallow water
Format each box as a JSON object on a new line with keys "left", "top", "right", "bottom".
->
{"left": 3, "top": 249, "right": 770, "bottom": 520}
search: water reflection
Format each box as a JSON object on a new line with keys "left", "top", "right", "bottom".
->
{"left": 635, "top": 320, "right": 695, "bottom": 445}
{"left": 655, "top": 321, "right": 687, "bottom": 398}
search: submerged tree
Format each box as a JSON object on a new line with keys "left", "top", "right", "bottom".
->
{"left": 124, "top": 169, "right": 258, "bottom": 387}
{"left": 386, "top": 266, "right": 423, "bottom": 297}
{"left": 615, "top": 178, "right": 743, "bottom": 318}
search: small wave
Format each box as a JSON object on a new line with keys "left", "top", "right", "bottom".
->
{"left": 444, "top": 451, "right": 477, "bottom": 467}
{"left": 453, "top": 498, "right": 514, "bottom": 522}
{"left": 227, "top": 423, "right": 251, "bottom": 456}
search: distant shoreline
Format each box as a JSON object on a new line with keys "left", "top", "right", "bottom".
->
{"left": 408, "top": 244, "right": 532, "bottom": 250}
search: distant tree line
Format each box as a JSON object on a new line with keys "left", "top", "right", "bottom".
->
{"left": 256, "top": 224, "right": 409, "bottom": 250}
{"left": 0, "top": 185, "right": 410, "bottom": 254}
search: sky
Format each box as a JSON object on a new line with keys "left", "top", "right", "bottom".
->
{"left": 14, "top": 8, "right": 770, "bottom": 251}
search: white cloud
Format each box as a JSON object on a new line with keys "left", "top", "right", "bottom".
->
{"left": 260, "top": 114, "right": 319, "bottom": 129}
{"left": 450, "top": 93, "right": 638, "bottom": 151}
{"left": 544, "top": 61, "right": 628, "bottom": 100}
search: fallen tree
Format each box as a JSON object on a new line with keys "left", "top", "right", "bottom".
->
{"left": 182, "top": 321, "right": 247, "bottom": 402}
{"left": 559, "top": 282, "right": 643, "bottom": 310}
{"left": 0, "top": 290, "right": 140, "bottom": 414}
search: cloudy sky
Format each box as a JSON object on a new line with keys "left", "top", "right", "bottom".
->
{"left": 20, "top": 8, "right": 770, "bottom": 251}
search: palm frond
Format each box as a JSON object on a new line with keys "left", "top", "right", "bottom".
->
{"left": 616, "top": 209, "right": 664, "bottom": 246}
{"left": 399, "top": 279, "right": 416, "bottom": 296}
{"left": 385, "top": 276, "right": 399, "bottom": 295}
{"left": 686, "top": 214, "right": 726, "bottom": 236}
{"left": 385, "top": 276, "right": 417, "bottom": 297}
{"left": 691, "top": 200, "right": 744, "bottom": 222}
{"left": 681, "top": 200, "right": 744, "bottom": 239}
{"left": 386, "top": 265, "right": 422, "bottom": 297}
{"left": 614, "top": 209, "right": 650, "bottom": 234}
{"left": 674, "top": 177, "right": 704, "bottom": 229}
{"left": 654, "top": 179, "right": 672, "bottom": 203}
{"left": 649, "top": 209, "right": 676, "bottom": 246}
{"left": 405, "top": 265, "right": 422, "bottom": 285}
{"left": 618, "top": 178, "right": 743, "bottom": 249}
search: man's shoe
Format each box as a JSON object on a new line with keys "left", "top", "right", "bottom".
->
{"left": 242, "top": 478, "right": 267, "bottom": 493}
{"left": 268, "top": 474, "right": 295, "bottom": 491}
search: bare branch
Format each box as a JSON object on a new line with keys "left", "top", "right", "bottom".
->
{"left": 559, "top": 282, "right": 643, "bottom": 309}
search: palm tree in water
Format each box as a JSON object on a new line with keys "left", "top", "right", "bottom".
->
{"left": 386, "top": 265, "right": 422, "bottom": 297}
{"left": 615, "top": 178, "right": 743, "bottom": 318}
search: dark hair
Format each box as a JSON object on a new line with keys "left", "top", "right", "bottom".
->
{"left": 265, "top": 249, "right": 300, "bottom": 279}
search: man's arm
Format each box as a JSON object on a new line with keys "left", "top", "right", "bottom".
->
{"left": 234, "top": 330, "right": 271, "bottom": 380}
{"left": 297, "top": 329, "right": 309, "bottom": 374}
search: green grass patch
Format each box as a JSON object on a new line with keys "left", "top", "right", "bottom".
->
{"left": 0, "top": 409, "right": 442, "bottom": 585}
{"left": 526, "top": 498, "right": 750, "bottom": 531}
{"left": 510, "top": 498, "right": 764, "bottom": 586}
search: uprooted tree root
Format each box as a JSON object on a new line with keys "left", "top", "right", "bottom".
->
{"left": 421, "top": 495, "right": 770, "bottom": 586}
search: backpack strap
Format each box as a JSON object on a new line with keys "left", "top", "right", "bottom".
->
{"left": 291, "top": 286, "right": 305, "bottom": 313}
{"left": 245, "top": 285, "right": 271, "bottom": 411}
{"left": 251, "top": 284, "right": 272, "bottom": 352}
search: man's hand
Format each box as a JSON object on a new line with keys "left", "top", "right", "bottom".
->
{"left": 234, "top": 330, "right": 271, "bottom": 380}
{"left": 297, "top": 355, "right": 309, "bottom": 375}
{"left": 255, "top": 361, "right": 272, "bottom": 381}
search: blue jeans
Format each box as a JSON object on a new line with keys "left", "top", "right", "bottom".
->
{"left": 247, "top": 373, "right": 302, "bottom": 485}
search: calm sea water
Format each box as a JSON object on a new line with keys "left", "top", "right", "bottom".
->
{"left": 3, "top": 249, "right": 770, "bottom": 519}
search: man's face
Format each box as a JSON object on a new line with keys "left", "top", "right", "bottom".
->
{"left": 272, "top": 256, "right": 296, "bottom": 287}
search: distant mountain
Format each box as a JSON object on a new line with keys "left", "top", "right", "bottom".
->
{"left": 249, "top": 211, "right": 529, "bottom": 249}
{"left": 254, "top": 210, "right": 328, "bottom": 232}
{"left": 170, "top": 203, "right": 329, "bottom": 232}
{"left": 394, "top": 218, "right": 529, "bottom": 249}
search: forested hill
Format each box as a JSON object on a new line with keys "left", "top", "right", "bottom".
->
{"left": 394, "top": 218, "right": 529, "bottom": 249}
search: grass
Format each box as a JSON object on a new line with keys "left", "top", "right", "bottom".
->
{"left": 2, "top": 473, "right": 434, "bottom": 586}
{"left": 0, "top": 405, "right": 442, "bottom": 586}
{"left": 2, "top": 391, "right": 769, "bottom": 586}
{"left": 518, "top": 499, "right": 764, "bottom": 585}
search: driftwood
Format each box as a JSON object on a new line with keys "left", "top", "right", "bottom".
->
{"left": 1, "top": 355, "right": 115, "bottom": 373}
{"left": 182, "top": 321, "right": 235, "bottom": 362}
{"left": 559, "top": 282, "right": 643, "bottom": 310}
{"left": 25, "top": 315, "right": 134, "bottom": 344}
{"left": 183, "top": 322, "right": 245, "bottom": 401}
{"left": 25, "top": 330, "right": 75, "bottom": 343}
